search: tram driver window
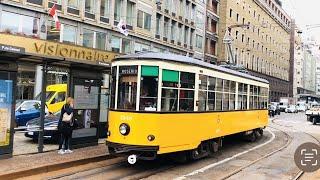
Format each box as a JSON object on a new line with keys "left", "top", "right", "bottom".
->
{"left": 117, "top": 66, "right": 138, "bottom": 110}
{"left": 140, "top": 66, "right": 159, "bottom": 111}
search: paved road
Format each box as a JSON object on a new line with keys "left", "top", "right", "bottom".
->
{"left": 13, "top": 132, "right": 57, "bottom": 155}
{"left": 22, "top": 113, "right": 320, "bottom": 179}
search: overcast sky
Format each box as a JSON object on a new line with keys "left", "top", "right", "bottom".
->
{"left": 282, "top": 0, "right": 320, "bottom": 42}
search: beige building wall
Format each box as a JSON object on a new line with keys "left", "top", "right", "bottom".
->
{"left": 218, "top": 0, "right": 291, "bottom": 82}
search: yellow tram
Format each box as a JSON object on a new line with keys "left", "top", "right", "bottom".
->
{"left": 106, "top": 52, "right": 269, "bottom": 164}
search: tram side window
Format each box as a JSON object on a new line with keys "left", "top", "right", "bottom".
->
{"left": 249, "top": 85, "right": 254, "bottom": 109}
{"left": 161, "top": 69, "right": 179, "bottom": 111}
{"left": 208, "top": 77, "right": 216, "bottom": 111}
{"left": 216, "top": 92, "right": 223, "bottom": 111}
{"left": 117, "top": 66, "right": 138, "bottom": 110}
{"left": 216, "top": 78, "right": 223, "bottom": 92}
{"left": 180, "top": 72, "right": 195, "bottom": 89}
{"left": 179, "top": 90, "right": 194, "bottom": 111}
{"left": 208, "top": 92, "right": 215, "bottom": 110}
{"left": 198, "top": 75, "right": 208, "bottom": 111}
{"left": 140, "top": 66, "right": 159, "bottom": 111}
{"left": 229, "top": 81, "right": 236, "bottom": 110}
{"left": 223, "top": 93, "right": 229, "bottom": 110}
{"left": 110, "top": 66, "right": 117, "bottom": 108}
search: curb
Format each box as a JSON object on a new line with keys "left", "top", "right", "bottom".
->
{"left": 0, "top": 154, "right": 114, "bottom": 179}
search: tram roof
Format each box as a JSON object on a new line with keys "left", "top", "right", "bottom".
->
{"left": 114, "top": 52, "right": 269, "bottom": 84}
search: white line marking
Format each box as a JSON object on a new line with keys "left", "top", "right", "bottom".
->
{"left": 174, "top": 129, "right": 276, "bottom": 180}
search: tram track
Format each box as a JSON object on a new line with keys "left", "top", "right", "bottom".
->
{"left": 44, "top": 158, "right": 177, "bottom": 180}
{"left": 218, "top": 116, "right": 320, "bottom": 180}
{"left": 271, "top": 118, "right": 320, "bottom": 180}
{"left": 217, "top": 123, "right": 294, "bottom": 180}
{"left": 26, "top": 118, "right": 297, "bottom": 180}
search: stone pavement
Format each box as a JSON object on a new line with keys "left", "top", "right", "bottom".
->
{"left": 0, "top": 143, "right": 109, "bottom": 179}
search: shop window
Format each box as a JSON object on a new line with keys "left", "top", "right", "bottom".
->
{"left": 85, "top": 0, "right": 95, "bottom": 14}
{"left": 83, "top": 29, "right": 94, "bottom": 48}
{"left": 137, "top": 10, "right": 151, "bottom": 31}
{"left": 179, "top": 90, "right": 194, "bottom": 111}
{"left": 180, "top": 72, "right": 195, "bottom": 89}
{"left": 1, "top": 11, "right": 39, "bottom": 38}
{"left": 100, "top": 0, "right": 110, "bottom": 17}
{"left": 117, "top": 66, "right": 138, "bottom": 110}
{"left": 96, "top": 32, "right": 106, "bottom": 50}
{"left": 140, "top": 66, "right": 159, "bottom": 111}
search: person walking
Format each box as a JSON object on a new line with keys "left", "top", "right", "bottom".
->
{"left": 58, "top": 97, "right": 74, "bottom": 154}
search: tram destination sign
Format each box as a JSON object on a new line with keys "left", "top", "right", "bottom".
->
{"left": 0, "top": 44, "right": 25, "bottom": 54}
{"left": 120, "top": 66, "right": 138, "bottom": 75}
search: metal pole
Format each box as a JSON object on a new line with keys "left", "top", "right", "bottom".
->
{"left": 38, "top": 61, "right": 47, "bottom": 153}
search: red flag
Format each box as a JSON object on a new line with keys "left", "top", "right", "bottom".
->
{"left": 48, "top": 4, "right": 61, "bottom": 30}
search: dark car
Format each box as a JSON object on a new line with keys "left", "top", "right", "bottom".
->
{"left": 25, "top": 112, "right": 60, "bottom": 142}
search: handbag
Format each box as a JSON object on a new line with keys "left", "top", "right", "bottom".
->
{"left": 62, "top": 112, "right": 73, "bottom": 122}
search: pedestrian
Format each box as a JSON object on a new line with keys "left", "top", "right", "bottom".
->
{"left": 58, "top": 97, "right": 74, "bottom": 154}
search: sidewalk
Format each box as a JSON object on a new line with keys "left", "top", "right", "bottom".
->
{"left": 0, "top": 143, "right": 109, "bottom": 179}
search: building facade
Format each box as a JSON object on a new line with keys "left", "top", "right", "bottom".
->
{"left": 292, "top": 28, "right": 304, "bottom": 97}
{"left": 204, "top": 0, "right": 219, "bottom": 64}
{"left": 217, "top": 0, "right": 291, "bottom": 102}
{"left": 0, "top": 0, "right": 207, "bottom": 101}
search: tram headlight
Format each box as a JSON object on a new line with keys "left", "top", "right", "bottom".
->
{"left": 119, "top": 123, "right": 130, "bottom": 136}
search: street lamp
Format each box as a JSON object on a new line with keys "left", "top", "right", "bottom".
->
{"left": 223, "top": 24, "right": 250, "bottom": 65}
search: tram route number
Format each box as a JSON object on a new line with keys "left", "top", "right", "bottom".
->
{"left": 120, "top": 115, "right": 133, "bottom": 121}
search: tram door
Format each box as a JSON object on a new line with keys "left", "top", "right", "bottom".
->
{"left": 0, "top": 68, "right": 16, "bottom": 158}
{"left": 70, "top": 69, "right": 102, "bottom": 148}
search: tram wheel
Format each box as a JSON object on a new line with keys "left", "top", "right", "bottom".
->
{"left": 247, "top": 132, "right": 257, "bottom": 142}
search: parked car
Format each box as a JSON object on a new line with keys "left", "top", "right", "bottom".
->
{"left": 306, "top": 105, "right": 320, "bottom": 125}
{"left": 25, "top": 112, "right": 60, "bottom": 142}
{"left": 296, "top": 105, "right": 307, "bottom": 112}
{"left": 285, "top": 105, "right": 298, "bottom": 113}
{"left": 15, "top": 100, "right": 41, "bottom": 126}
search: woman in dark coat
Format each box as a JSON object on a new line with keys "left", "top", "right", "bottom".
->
{"left": 58, "top": 97, "right": 74, "bottom": 154}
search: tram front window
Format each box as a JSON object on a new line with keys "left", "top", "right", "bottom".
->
{"left": 117, "top": 66, "right": 138, "bottom": 110}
